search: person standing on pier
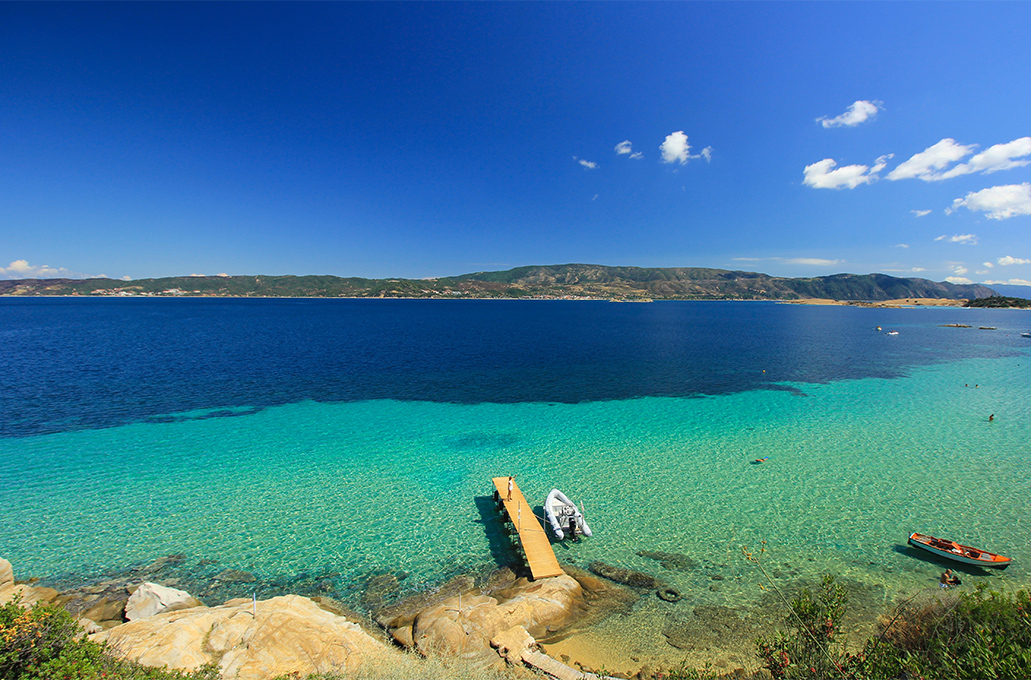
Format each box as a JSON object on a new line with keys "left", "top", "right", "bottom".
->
{"left": 507, "top": 476, "right": 514, "bottom": 501}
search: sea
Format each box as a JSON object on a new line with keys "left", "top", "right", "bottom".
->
{"left": 2, "top": 298, "right": 1029, "bottom": 666}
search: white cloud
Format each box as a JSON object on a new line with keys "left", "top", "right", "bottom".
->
{"left": 0, "top": 259, "right": 73, "bottom": 280}
{"left": 615, "top": 140, "right": 642, "bottom": 158}
{"left": 784, "top": 258, "right": 843, "bottom": 266}
{"left": 818, "top": 100, "right": 882, "bottom": 128}
{"left": 983, "top": 262, "right": 994, "bottom": 268}
{"left": 998, "top": 256, "right": 1031, "bottom": 266}
{"left": 911, "top": 267, "right": 926, "bottom": 272}
{"left": 984, "top": 278, "right": 1031, "bottom": 286}
{"left": 658, "top": 132, "right": 712, "bottom": 165}
{"left": 953, "top": 266, "right": 969, "bottom": 276}
{"left": 803, "top": 154, "right": 891, "bottom": 189}
{"left": 730, "top": 256, "right": 841, "bottom": 266}
{"left": 939, "top": 137, "right": 1031, "bottom": 179}
{"left": 935, "top": 234, "right": 978, "bottom": 244}
{"left": 888, "top": 137, "right": 1031, "bottom": 182}
{"left": 911, "top": 209, "right": 931, "bottom": 217}
{"left": 614, "top": 140, "right": 643, "bottom": 159}
{"left": 946, "top": 276, "right": 973, "bottom": 284}
{"left": 887, "top": 138, "right": 975, "bottom": 181}
{"left": 949, "top": 184, "right": 1031, "bottom": 220}
{"left": 895, "top": 243, "right": 910, "bottom": 248}
{"left": 660, "top": 131, "right": 691, "bottom": 164}
{"left": 574, "top": 156, "right": 597, "bottom": 169}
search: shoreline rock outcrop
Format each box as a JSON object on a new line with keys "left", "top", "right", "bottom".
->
{"left": 124, "top": 581, "right": 204, "bottom": 621}
{"left": 94, "top": 594, "right": 398, "bottom": 679}
{"left": 399, "top": 574, "right": 586, "bottom": 667}
{"left": 2, "top": 556, "right": 604, "bottom": 679}
{"left": 0, "top": 556, "right": 59, "bottom": 609}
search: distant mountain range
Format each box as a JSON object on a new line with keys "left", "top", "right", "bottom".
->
{"left": 0, "top": 264, "right": 999, "bottom": 301}
{"left": 983, "top": 283, "right": 1031, "bottom": 299}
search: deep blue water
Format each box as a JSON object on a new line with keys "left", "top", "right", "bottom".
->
{"left": 1, "top": 297, "right": 1026, "bottom": 438}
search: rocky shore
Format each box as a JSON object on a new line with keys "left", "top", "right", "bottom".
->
{"left": 0, "top": 555, "right": 671, "bottom": 680}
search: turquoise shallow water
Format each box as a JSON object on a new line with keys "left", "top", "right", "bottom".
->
{"left": 3, "top": 345, "right": 1030, "bottom": 616}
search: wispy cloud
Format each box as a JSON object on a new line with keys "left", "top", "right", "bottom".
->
{"left": 817, "top": 100, "right": 883, "bottom": 128}
{"left": 946, "top": 276, "right": 973, "bottom": 284}
{"left": 888, "top": 137, "right": 1031, "bottom": 182}
{"left": 0, "top": 259, "right": 73, "bottom": 280}
{"left": 935, "top": 234, "right": 978, "bottom": 244}
{"left": 984, "top": 278, "right": 1031, "bottom": 286}
{"left": 614, "top": 140, "right": 642, "bottom": 159}
{"left": 998, "top": 255, "right": 1031, "bottom": 266}
{"left": 887, "top": 139, "right": 974, "bottom": 181}
{"left": 894, "top": 243, "right": 910, "bottom": 248}
{"left": 948, "top": 183, "right": 1031, "bottom": 220}
{"left": 573, "top": 156, "right": 597, "bottom": 170}
{"left": 803, "top": 155, "right": 891, "bottom": 189}
{"left": 939, "top": 137, "right": 1031, "bottom": 179}
{"left": 784, "top": 258, "right": 843, "bottom": 266}
{"left": 731, "top": 256, "right": 842, "bottom": 266}
{"left": 910, "top": 209, "right": 931, "bottom": 217}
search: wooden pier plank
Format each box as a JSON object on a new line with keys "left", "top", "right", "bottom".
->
{"left": 492, "top": 476, "right": 564, "bottom": 580}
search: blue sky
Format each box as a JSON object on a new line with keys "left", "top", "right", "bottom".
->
{"left": 2, "top": 2, "right": 1030, "bottom": 285}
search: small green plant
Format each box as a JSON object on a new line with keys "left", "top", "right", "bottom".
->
{"left": 753, "top": 575, "right": 851, "bottom": 679}
{"left": 0, "top": 596, "right": 219, "bottom": 680}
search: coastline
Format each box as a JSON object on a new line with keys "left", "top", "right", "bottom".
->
{"left": 781, "top": 297, "right": 968, "bottom": 307}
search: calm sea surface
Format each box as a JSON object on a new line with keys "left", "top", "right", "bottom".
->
{"left": 2, "top": 298, "right": 1030, "bottom": 657}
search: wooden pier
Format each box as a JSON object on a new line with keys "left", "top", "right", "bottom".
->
{"left": 492, "top": 476, "right": 563, "bottom": 580}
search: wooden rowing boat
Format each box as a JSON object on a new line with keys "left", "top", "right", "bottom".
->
{"left": 908, "top": 532, "right": 1011, "bottom": 569}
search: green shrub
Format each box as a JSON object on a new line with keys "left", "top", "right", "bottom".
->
{"left": 864, "top": 584, "right": 1031, "bottom": 679}
{"left": 0, "top": 597, "right": 218, "bottom": 680}
{"left": 754, "top": 574, "right": 854, "bottom": 679}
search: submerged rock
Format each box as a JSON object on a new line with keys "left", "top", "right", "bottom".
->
{"left": 663, "top": 605, "right": 763, "bottom": 652}
{"left": 214, "top": 568, "right": 256, "bottom": 583}
{"left": 361, "top": 572, "right": 403, "bottom": 610}
{"left": 588, "top": 561, "right": 663, "bottom": 589}
{"left": 636, "top": 550, "right": 698, "bottom": 572}
{"left": 374, "top": 573, "right": 477, "bottom": 630}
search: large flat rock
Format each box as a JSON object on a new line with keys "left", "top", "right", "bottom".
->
{"left": 93, "top": 594, "right": 397, "bottom": 680}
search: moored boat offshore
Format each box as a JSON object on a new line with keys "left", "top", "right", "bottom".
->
{"left": 908, "top": 532, "right": 1011, "bottom": 569}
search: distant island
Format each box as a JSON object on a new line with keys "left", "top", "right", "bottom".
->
{"left": 0, "top": 264, "right": 999, "bottom": 301}
{"left": 966, "top": 295, "right": 1031, "bottom": 309}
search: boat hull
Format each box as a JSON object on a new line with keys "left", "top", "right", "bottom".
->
{"left": 908, "top": 532, "right": 1011, "bottom": 569}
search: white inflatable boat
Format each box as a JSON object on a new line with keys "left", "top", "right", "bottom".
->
{"left": 545, "top": 488, "right": 592, "bottom": 540}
